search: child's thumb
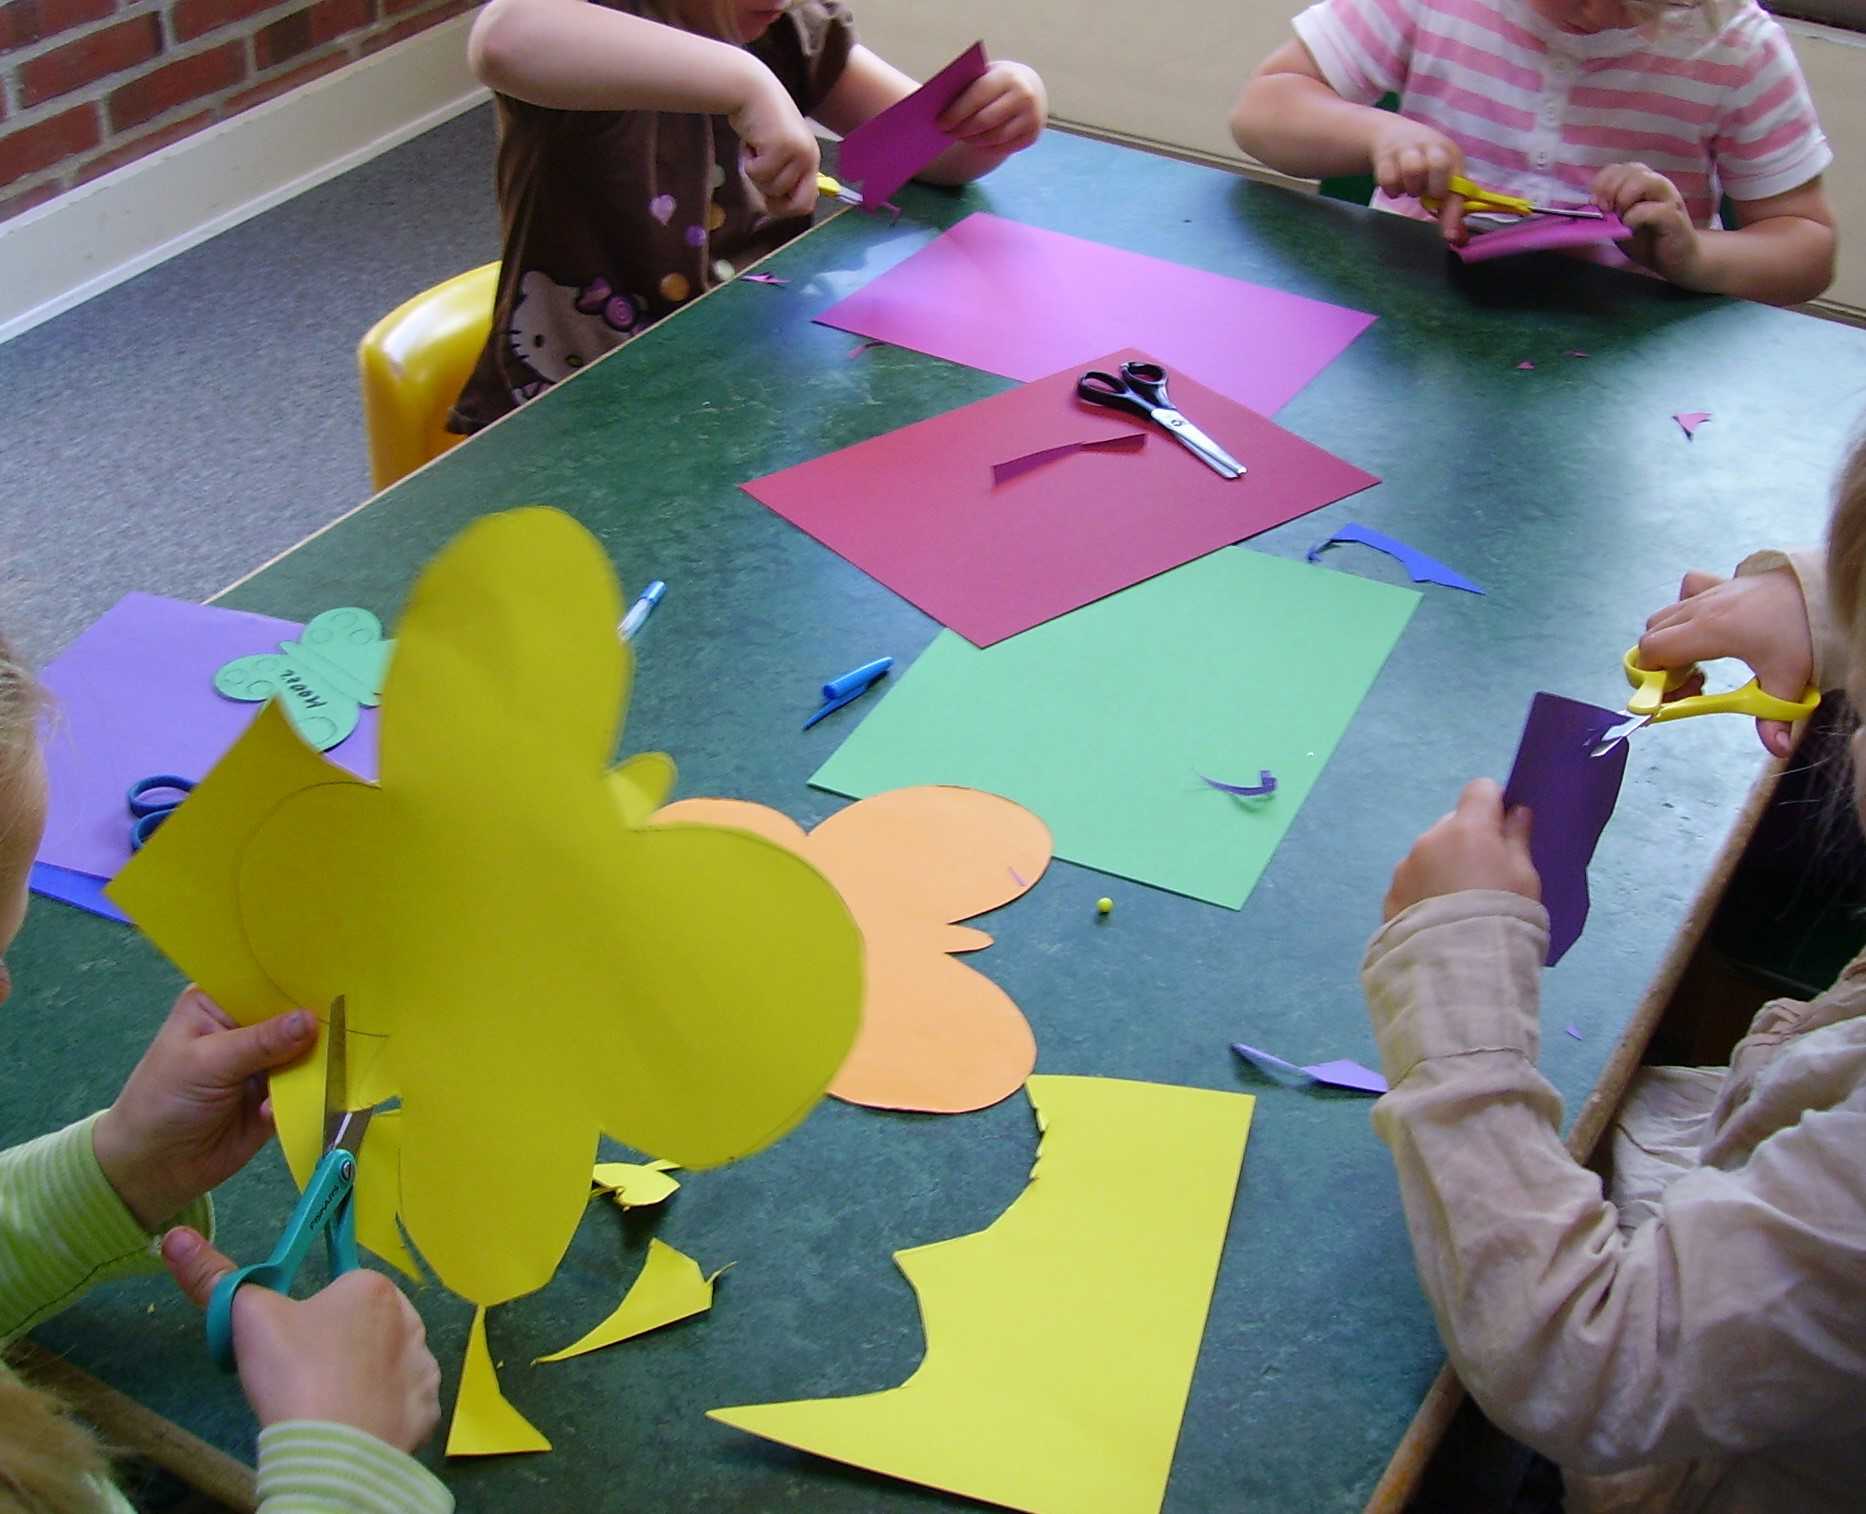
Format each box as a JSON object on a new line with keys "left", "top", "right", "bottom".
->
{"left": 161, "top": 1226, "right": 239, "bottom": 1308}
{"left": 195, "top": 1010, "right": 319, "bottom": 1089}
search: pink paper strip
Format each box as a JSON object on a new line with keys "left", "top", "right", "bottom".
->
{"left": 836, "top": 42, "right": 988, "bottom": 209}
{"left": 1452, "top": 210, "right": 1629, "bottom": 263}
{"left": 817, "top": 213, "right": 1377, "bottom": 416}
{"left": 743, "top": 347, "right": 1381, "bottom": 648}
{"left": 991, "top": 432, "right": 1146, "bottom": 485}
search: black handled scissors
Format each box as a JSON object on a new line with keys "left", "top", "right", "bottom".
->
{"left": 1075, "top": 361, "right": 1245, "bottom": 481}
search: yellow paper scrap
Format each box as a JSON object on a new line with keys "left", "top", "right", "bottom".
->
{"left": 354, "top": 1110, "right": 422, "bottom": 1282}
{"left": 591, "top": 1159, "right": 681, "bottom": 1208}
{"left": 709, "top": 1075, "right": 1253, "bottom": 1514}
{"left": 446, "top": 1306, "right": 550, "bottom": 1457}
{"left": 534, "top": 1238, "right": 722, "bottom": 1364}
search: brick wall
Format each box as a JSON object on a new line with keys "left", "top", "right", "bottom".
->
{"left": 0, "top": 0, "right": 479, "bottom": 224}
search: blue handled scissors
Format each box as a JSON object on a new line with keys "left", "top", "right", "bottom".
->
{"left": 206, "top": 996, "right": 369, "bottom": 1372}
{"left": 1076, "top": 361, "right": 1246, "bottom": 481}
{"left": 127, "top": 775, "right": 195, "bottom": 852}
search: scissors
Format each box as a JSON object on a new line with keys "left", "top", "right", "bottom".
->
{"left": 1600, "top": 646, "right": 1821, "bottom": 749}
{"left": 816, "top": 172, "right": 901, "bottom": 223}
{"left": 206, "top": 996, "right": 368, "bottom": 1372}
{"left": 1075, "top": 361, "right": 1245, "bottom": 481}
{"left": 1421, "top": 174, "right": 1605, "bottom": 221}
{"left": 126, "top": 775, "right": 195, "bottom": 852}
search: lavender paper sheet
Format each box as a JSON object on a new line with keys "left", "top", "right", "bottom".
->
{"left": 1501, "top": 692, "right": 1628, "bottom": 966}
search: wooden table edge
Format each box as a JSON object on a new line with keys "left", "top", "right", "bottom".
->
{"left": 1362, "top": 752, "right": 1785, "bottom": 1513}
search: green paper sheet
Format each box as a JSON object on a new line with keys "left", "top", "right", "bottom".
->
{"left": 811, "top": 550, "right": 1419, "bottom": 909}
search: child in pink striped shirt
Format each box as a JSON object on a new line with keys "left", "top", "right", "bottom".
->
{"left": 1230, "top": 0, "right": 1836, "bottom": 305}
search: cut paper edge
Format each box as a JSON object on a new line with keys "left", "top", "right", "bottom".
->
{"left": 446, "top": 1306, "right": 551, "bottom": 1456}
{"left": 991, "top": 432, "right": 1146, "bottom": 485}
{"left": 533, "top": 1239, "right": 722, "bottom": 1364}
{"left": 1200, "top": 770, "right": 1276, "bottom": 798}
{"left": 1306, "top": 522, "right": 1485, "bottom": 595}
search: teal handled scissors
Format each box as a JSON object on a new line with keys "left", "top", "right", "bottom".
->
{"left": 1611, "top": 646, "right": 1820, "bottom": 741}
{"left": 206, "top": 996, "right": 369, "bottom": 1371}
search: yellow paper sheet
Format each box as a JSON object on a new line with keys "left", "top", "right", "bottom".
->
{"left": 109, "top": 508, "right": 865, "bottom": 1315}
{"left": 709, "top": 1075, "right": 1254, "bottom": 1514}
{"left": 447, "top": 1305, "right": 550, "bottom": 1457}
{"left": 655, "top": 787, "right": 1049, "bottom": 1113}
{"left": 354, "top": 1110, "right": 422, "bottom": 1282}
{"left": 534, "top": 1238, "right": 722, "bottom": 1364}
{"left": 591, "top": 1159, "right": 680, "bottom": 1208}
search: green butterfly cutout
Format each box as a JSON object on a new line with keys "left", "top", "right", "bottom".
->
{"left": 214, "top": 607, "right": 394, "bottom": 751}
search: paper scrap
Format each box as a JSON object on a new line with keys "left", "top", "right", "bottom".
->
{"left": 1452, "top": 210, "right": 1630, "bottom": 263}
{"left": 1232, "top": 1042, "right": 1386, "bottom": 1094}
{"left": 991, "top": 432, "right": 1146, "bottom": 486}
{"left": 812, "top": 550, "right": 1418, "bottom": 910}
{"left": 213, "top": 607, "right": 393, "bottom": 753}
{"left": 1501, "top": 692, "right": 1629, "bottom": 966}
{"left": 1566, "top": 350, "right": 1590, "bottom": 359}
{"left": 534, "top": 1239, "right": 722, "bottom": 1364}
{"left": 816, "top": 212, "right": 1376, "bottom": 416}
{"left": 1200, "top": 771, "right": 1276, "bottom": 798}
{"left": 1307, "top": 522, "right": 1485, "bottom": 595}
{"left": 847, "top": 338, "right": 888, "bottom": 359}
{"left": 836, "top": 43, "right": 988, "bottom": 209}
{"left": 591, "top": 1159, "right": 680, "bottom": 1209}
{"left": 655, "top": 787, "right": 1049, "bottom": 1114}
{"left": 741, "top": 273, "right": 789, "bottom": 286}
{"left": 32, "top": 593, "right": 380, "bottom": 887}
{"left": 746, "top": 346, "right": 1381, "bottom": 648}
{"left": 1673, "top": 411, "right": 1711, "bottom": 440}
{"left": 1515, "top": 360, "right": 1536, "bottom": 371}
{"left": 1566, "top": 1024, "right": 1584, "bottom": 1041}
{"left": 710, "top": 1075, "right": 1253, "bottom": 1514}
{"left": 447, "top": 1306, "right": 550, "bottom": 1456}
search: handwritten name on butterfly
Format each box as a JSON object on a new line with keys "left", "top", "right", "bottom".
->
{"left": 214, "top": 607, "right": 394, "bottom": 751}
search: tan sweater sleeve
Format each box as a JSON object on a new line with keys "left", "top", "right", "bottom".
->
{"left": 1363, "top": 892, "right": 1866, "bottom": 1473}
{"left": 1737, "top": 547, "right": 1846, "bottom": 692}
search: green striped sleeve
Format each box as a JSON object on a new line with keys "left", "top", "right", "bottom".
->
{"left": 257, "top": 1423, "right": 453, "bottom": 1513}
{"left": 0, "top": 1114, "right": 213, "bottom": 1345}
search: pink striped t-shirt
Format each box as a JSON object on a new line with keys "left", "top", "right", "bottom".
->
{"left": 1293, "top": 0, "right": 1831, "bottom": 226}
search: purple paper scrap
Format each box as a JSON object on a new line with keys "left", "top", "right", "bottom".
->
{"left": 1566, "top": 1024, "right": 1584, "bottom": 1041}
{"left": 1201, "top": 770, "right": 1276, "bottom": 798}
{"left": 1501, "top": 691, "right": 1629, "bottom": 967}
{"left": 836, "top": 42, "right": 989, "bottom": 209}
{"left": 1307, "top": 522, "right": 1484, "bottom": 595}
{"left": 1231, "top": 1043, "right": 1388, "bottom": 1095}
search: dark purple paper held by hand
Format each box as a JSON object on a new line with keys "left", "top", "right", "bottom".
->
{"left": 1307, "top": 522, "right": 1484, "bottom": 594}
{"left": 817, "top": 212, "right": 1377, "bottom": 417}
{"left": 836, "top": 42, "right": 988, "bottom": 209}
{"left": 1452, "top": 211, "right": 1630, "bottom": 264}
{"left": 1502, "top": 692, "right": 1629, "bottom": 966}
{"left": 991, "top": 432, "right": 1145, "bottom": 485}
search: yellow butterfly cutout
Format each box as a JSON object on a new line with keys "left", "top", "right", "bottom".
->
{"left": 653, "top": 786, "right": 1049, "bottom": 1113}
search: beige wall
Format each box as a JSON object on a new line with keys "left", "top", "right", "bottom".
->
{"left": 853, "top": 6, "right": 1862, "bottom": 315}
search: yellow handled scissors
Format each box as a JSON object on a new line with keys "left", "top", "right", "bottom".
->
{"left": 816, "top": 173, "right": 901, "bottom": 223}
{"left": 1420, "top": 174, "right": 1604, "bottom": 221}
{"left": 1621, "top": 646, "right": 1820, "bottom": 725}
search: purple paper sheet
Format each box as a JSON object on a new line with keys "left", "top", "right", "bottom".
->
{"left": 991, "top": 432, "right": 1145, "bottom": 485}
{"left": 1452, "top": 210, "right": 1629, "bottom": 263}
{"left": 1232, "top": 1042, "right": 1387, "bottom": 1095}
{"left": 1501, "top": 692, "right": 1629, "bottom": 967}
{"left": 836, "top": 42, "right": 988, "bottom": 209}
{"left": 28, "top": 863, "right": 130, "bottom": 923}
{"left": 1307, "top": 522, "right": 1484, "bottom": 595}
{"left": 817, "top": 213, "right": 1377, "bottom": 416}
{"left": 34, "top": 593, "right": 380, "bottom": 886}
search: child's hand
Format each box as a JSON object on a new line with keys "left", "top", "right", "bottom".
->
{"left": 1369, "top": 117, "right": 1468, "bottom": 242}
{"left": 93, "top": 990, "right": 318, "bottom": 1231}
{"left": 1383, "top": 780, "right": 1540, "bottom": 922}
{"left": 1593, "top": 162, "right": 1705, "bottom": 287}
{"left": 1638, "top": 567, "right": 1815, "bottom": 758}
{"left": 935, "top": 62, "right": 1047, "bottom": 154}
{"left": 162, "top": 1228, "right": 441, "bottom": 1452}
{"left": 730, "top": 68, "right": 819, "bottom": 219}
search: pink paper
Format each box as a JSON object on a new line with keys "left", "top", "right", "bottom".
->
{"left": 34, "top": 593, "right": 380, "bottom": 883}
{"left": 743, "top": 347, "right": 1381, "bottom": 647}
{"left": 817, "top": 213, "right": 1377, "bottom": 416}
{"left": 1452, "top": 210, "right": 1629, "bottom": 263}
{"left": 1674, "top": 410, "right": 1711, "bottom": 440}
{"left": 837, "top": 42, "right": 988, "bottom": 209}
{"left": 991, "top": 432, "right": 1145, "bottom": 485}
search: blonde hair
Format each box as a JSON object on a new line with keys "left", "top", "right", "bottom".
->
{"left": 0, "top": 633, "right": 43, "bottom": 844}
{"left": 1826, "top": 432, "right": 1866, "bottom": 668}
{"left": 0, "top": 1376, "right": 112, "bottom": 1513}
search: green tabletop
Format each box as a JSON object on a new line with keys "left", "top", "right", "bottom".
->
{"left": 10, "top": 128, "right": 1865, "bottom": 1513}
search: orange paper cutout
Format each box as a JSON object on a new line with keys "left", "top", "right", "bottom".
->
{"left": 654, "top": 787, "right": 1050, "bottom": 1113}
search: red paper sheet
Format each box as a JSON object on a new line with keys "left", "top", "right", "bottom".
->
{"left": 816, "top": 213, "right": 1376, "bottom": 415}
{"left": 837, "top": 43, "right": 988, "bottom": 209}
{"left": 743, "top": 348, "right": 1380, "bottom": 647}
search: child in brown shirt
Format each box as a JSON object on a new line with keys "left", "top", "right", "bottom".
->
{"left": 452, "top": 0, "right": 1047, "bottom": 431}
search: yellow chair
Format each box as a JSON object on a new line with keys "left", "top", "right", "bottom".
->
{"left": 357, "top": 261, "right": 500, "bottom": 493}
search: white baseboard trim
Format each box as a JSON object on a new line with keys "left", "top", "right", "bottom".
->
{"left": 0, "top": 13, "right": 489, "bottom": 346}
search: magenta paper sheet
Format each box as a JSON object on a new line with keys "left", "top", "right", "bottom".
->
{"left": 816, "top": 213, "right": 1377, "bottom": 415}
{"left": 837, "top": 42, "right": 988, "bottom": 208}
{"left": 34, "top": 593, "right": 380, "bottom": 884}
{"left": 743, "top": 346, "right": 1380, "bottom": 647}
{"left": 1453, "top": 211, "right": 1629, "bottom": 263}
